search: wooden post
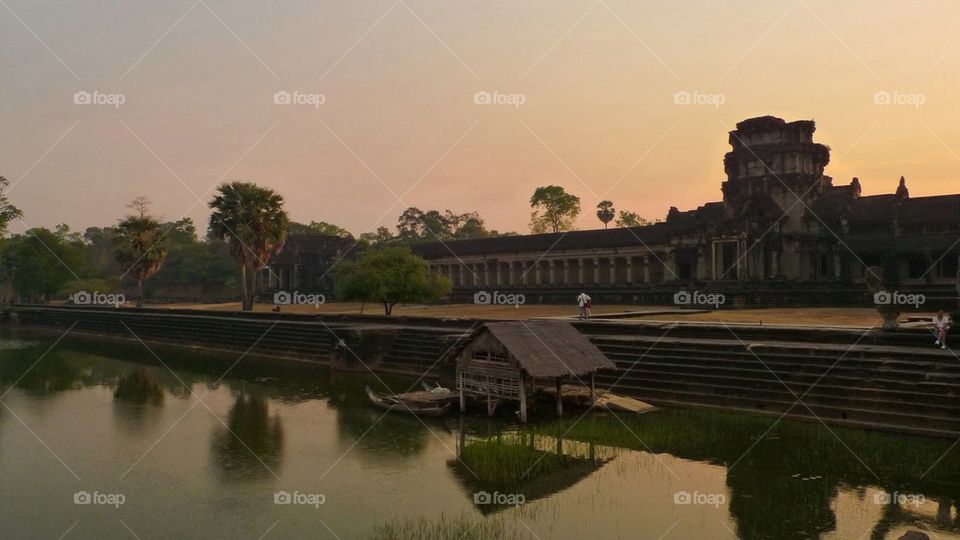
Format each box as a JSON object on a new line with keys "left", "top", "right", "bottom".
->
{"left": 486, "top": 374, "right": 493, "bottom": 416}
{"left": 458, "top": 369, "right": 466, "bottom": 413}
{"left": 556, "top": 377, "right": 563, "bottom": 417}
{"left": 519, "top": 371, "right": 527, "bottom": 423}
{"left": 590, "top": 372, "right": 596, "bottom": 407}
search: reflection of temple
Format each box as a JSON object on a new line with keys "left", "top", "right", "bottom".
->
{"left": 413, "top": 117, "right": 960, "bottom": 305}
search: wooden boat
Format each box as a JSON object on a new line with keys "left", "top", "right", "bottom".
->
{"left": 365, "top": 386, "right": 452, "bottom": 417}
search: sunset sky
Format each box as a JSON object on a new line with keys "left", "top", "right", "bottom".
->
{"left": 3, "top": 0, "right": 960, "bottom": 236}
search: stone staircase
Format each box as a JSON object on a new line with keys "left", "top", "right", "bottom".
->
{"left": 379, "top": 327, "right": 476, "bottom": 378}
{"left": 22, "top": 307, "right": 335, "bottom": 363}
{"left": 585, "top": 326, "right": 960, "bottom": 438}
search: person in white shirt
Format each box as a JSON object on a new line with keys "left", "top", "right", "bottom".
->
{"left": 933, "top": 310, "right": 950, "bottom": 350}
{"left": 576, "top": 292, "right": 591, "bottom": 320}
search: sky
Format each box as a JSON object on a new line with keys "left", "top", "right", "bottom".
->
{"left": 3, "top": 0, "right": 960, "bottom": 237}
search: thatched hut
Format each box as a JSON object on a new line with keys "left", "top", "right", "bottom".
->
{"left": 456, "top": 321, "right": 615, "bottom": 422}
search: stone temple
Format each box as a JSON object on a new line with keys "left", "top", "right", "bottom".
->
{"left": 410, "top": 116, "right": 960, "bottom": 306}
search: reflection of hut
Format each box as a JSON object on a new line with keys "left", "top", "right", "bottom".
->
{"left": 456, "top": 321, "right": 615, "bottom": 422}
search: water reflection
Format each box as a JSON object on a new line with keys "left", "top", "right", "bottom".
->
{"left": 211, "top": 387, "right": 284, "bottom": 481}
{"left": 112, "top": 367, "right": 165, "bottom": 432}
{"left": 328, "top": 371, "right": 434, "bottom": 459}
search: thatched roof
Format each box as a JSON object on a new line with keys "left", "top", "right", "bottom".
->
{"left": 481, "top": 321, "right": 615, "bottom": 378}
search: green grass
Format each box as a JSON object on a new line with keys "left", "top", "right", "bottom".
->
{"left": 368, "top": 513, "right": 507, "bottom": 540}
{"left": 459, "top": 435, "right": 584, "bottom": 490}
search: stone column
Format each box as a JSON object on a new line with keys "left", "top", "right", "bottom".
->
{"left": 696, "top": 247, "right": 708, "bottom": 280}
{"left": 472, "top": 263, "right": 480, "bottom": 287}
{"left": 593, "top": 257, "right": 600, "bottom": 285}
{"left": 495, "top": 262, "right": 502, "bottom": 286}
{"left": 578, "top": 258, "right": 585, "bottom": 284}
{"left": 626, "top": 257, "right": 633, "bottom": 283}
{"left": 662, "top": 250, "right": 674, "bottom": 283}
{"left": 642, "top": 255, "right": 650, "bottom": 283}
{"left": 548, "top": 260, "right": 556, "bottom": 285}
{"left": 563, "top": 260, "right": 570, "bottom": 285}
{"left": 508, "top": 261, "right": 516, "bottom": 286}
{"left": 458, "top": 265, "right": 466, "bottom": 288}
{"left": 832, "top": 246, "right": 842, "bottom": 279}
{"left": 609, "top": 257, "right": 617, "bottom": 285}
{"left": 535, "top": 261, "right": 542, "bottom": 286}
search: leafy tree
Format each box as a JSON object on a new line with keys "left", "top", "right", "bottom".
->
{"left": 0, "top": 176, "right": 23, "bottom": 236}
{"left": 114, "top": 211, "right": 169, "bottom": 307}
{"left": 163, "top": 218, "right": 198, "bottom": 247}
{"left": 529, "top": 185, "right": 581, "bottom": 233}
{"left": 395, "top": 207, "right": 492, "bottom": 242}
{"left": 151, "top": 240, "right": 236, "bottom": 300}
{"left": 358, "top": 226, "right": 394, "bottom": 247}
{"left": 615, "top": 210, "right": 650, "bottom": 228}
{"left": 83, "top": 226, "right": 120, "bottom": 277}
{"left": 597, "top": 200, "right": 615, "bottom": 229}
{"left": 335, "top": 245, "right": 450, "bottom": 315}
{"left": 2, "top": 228, "right": 85, "bottom": 302}
{"left": 208, "top": 181, "right": 289, "bottom": 311}
{"left": 127, "top": 196, "right": 152, "bottom": 218}
{"left": 288, "top": 221, "right": 352, "bottom": 238}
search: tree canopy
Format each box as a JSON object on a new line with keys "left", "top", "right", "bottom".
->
{"left": 597, "top": 200, "right": 615, "bottom": 229}
{"left": 288, "top": 221, "right": 353, "bottom": 238}
{"left": 529, "top": 185, "right": 581, "bottom": 233}
{"left": 208, "top": 181, "right": 289, "bottom": 311}
{"left": 334, "top": 245, "right": 450, "bottom": 315}
{"left": 615, "top": 210, "right": 651, "bottom": 228}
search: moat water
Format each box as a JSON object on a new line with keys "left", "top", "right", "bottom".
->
{"left": 0, "top": 328, "right": 958, "bottom": 539}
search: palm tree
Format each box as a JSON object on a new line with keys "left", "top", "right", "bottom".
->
{"left": 208, "top": 181, "right": 289, "bottom": 311}
{"left": 114, "top": 213, "right": 168, "bottom": 307}
{"left": 597, "top": 200, "right": 615, "bottom": 229}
